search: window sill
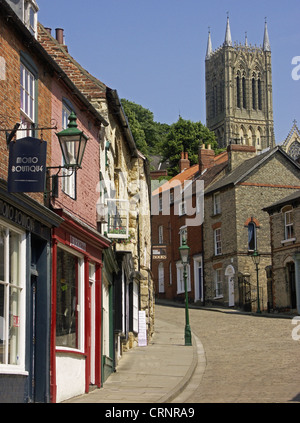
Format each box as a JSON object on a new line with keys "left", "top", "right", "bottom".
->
{"left": 214, "top": 295, "right": 224, "bottom": 299}
{"left": 0, "top": 367, "right": 28, "bottom": 376}
{"left": 281, "top": 238, "right": 296, "bottom": 245}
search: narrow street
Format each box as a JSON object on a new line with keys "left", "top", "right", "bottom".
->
{"left": 158, "top": 304, "right": 300, "bottom": 403}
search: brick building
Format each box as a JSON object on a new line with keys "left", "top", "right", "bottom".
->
{"left": 263, "top": 190, "right": 300, "bottom": 313}
{"left": 204, "top": 144, "right": 300, "bottom": 312}
{"left": 152, "top": 146, "right": 227, "bottom": 303}
{"left": 0, "top": 0, "right": 63, "bottom": 403}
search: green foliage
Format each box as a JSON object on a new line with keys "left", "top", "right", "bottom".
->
{"left": 162, "top": 117, "right": 217, "bottom": 176}
{"left": 121, "top": 99, "right": 217, "bottom": 176}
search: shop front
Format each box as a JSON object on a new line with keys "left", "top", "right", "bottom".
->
{"left": 0, "top": 180, "right": 62, "bottom": 403}
{"left": 50, "top": 209, "right": 110, "bottom": 403}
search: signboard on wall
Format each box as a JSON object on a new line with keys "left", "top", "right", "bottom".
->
{"left": 8, "top": 137, "right": 47, "bottom": 193}
{"left": 152, "top": 244, "right": 167, "bottom": 260}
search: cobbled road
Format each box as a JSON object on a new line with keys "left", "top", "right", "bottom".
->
{"left": 158, "top": 304, "right": 300, "bottom": 403}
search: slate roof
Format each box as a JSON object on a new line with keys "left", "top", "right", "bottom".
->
{"left": 263, "top": 189, "right": 300, "bottom": 212}
{"left": 205, "top": 146, "right": 300, "bottom": 195}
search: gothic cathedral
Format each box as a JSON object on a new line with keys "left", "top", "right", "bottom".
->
{"left": 205, "top": 17, "right": 275, "bottom": 150}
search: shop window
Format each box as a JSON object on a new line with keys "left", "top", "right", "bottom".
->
{"left": 0, "top": 224, "right": 26, "bottom": 370}
{"left": 56, "top": 247, "right": 84, "bottom": 350}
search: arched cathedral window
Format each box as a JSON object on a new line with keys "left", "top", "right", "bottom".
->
{"left": 258, "top": 76, "right": 262, "bottom": 110}
{"left": 252, "top": 76, "right": 256, "bottom": 110}
{"left": 242, "top": 75, "right": 246, "bottom": 109}
{"left": 236, "top": 73, "right": 241, "bottom": 109}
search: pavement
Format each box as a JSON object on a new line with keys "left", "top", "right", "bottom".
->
{"left": 64, "top": 303, "right": 207, "bottom": 403}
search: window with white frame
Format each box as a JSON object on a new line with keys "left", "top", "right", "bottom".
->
{"left": 24, "top": 1, "right": 38, "bottom": 38}
{"left": 20, "top": 62, "right": 35, "bottom": 137}
{"left": 213, "top": 192, "right": 221, "bottom": 215}
{"left": 61, "top": 102, "right": 76, "bottom": 199}
{"left": 179, "top": 201, "right": 186, "bottom": 216}
{"left": 158, "top": 225, "right": 163, "bottom": 244}
{"left": 214, "top": 227, "right": 222, "bottom": 255}
{"left": 284, "top": 207, "right": 294, "bottom": 240}
{"left": 214, "top": 268, "right": 223, "bottom": 297}
{"left": 169, "top": 262, "right": 172, "bottom": 285}
{"left": 56, "top": 246, "right": 84, "bottom": 350}
{"left": 0, "top": 223, "right": 26, "bottom": 370}
{"left": 176, "top": 262, "right": 191, "bottom": 294}
{"left": 158, "top": 262, "right": 164, "bottom": 293}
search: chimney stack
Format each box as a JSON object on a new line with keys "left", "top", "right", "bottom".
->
{"left": 227, "top": 144, "right": 257, "bottom": 172}
{"left": 179, "top": 152, "right": 190, "bottom": 172}
{"left": 198, "top": 144, "right": 215, "bottom": 173}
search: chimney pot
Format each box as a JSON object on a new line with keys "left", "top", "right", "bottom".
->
{"left": 45, "top": 27, "right": 52, "bottom": 35}
{"left": 55, "top": 28, "right": 64, "bottom": 45}
{"left": 179, "top": 152, "right": 190, "bottom": 172}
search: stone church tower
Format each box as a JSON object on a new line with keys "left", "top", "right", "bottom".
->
{"left": 205, "top": 17, "right": 275, "bottom": 150}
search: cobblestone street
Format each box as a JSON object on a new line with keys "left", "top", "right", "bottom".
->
{"left": 159, "top": 305, "right": 300, "bottom": 403}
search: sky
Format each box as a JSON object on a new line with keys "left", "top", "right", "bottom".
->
{"left": 37, "top": 0, "right": 300, "bottom": 144}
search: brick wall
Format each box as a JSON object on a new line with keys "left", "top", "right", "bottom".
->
{"left": 0, "top": 13, "right": 52, "bottom": 205}
{"left": 50, "top": 78, "right": 101, "bottom": 229}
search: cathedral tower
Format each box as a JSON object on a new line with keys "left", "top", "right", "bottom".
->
{"left": 205, "top": 17, "right": 275, "bottom": 150}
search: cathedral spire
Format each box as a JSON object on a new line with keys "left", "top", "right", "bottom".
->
{"left": 224, "top": 14, "right": 232, "bottom": 46}
{"left": 263, "top": 18, "right": 271, "bottom": 51}
{"left": 206, "top": 28, "right": 212, "bottom": 60}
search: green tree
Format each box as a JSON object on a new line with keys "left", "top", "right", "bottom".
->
{"left": 162, "top": 117, "right": 217, "bottom": 176}
{"left": 121, "top": 99, "right": 162, "bottom": 156}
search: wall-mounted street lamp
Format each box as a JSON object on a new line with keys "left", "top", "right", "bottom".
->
{"left": 252, "top": 249, "right": 262, "bottom": 314}
{"left": 179, "top": 238, "right": 192, "bottom": 346}
{"left": 47, "top": 112, "right": 89, "bottom": 197}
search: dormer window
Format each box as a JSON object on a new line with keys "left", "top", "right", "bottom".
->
{"left": 24, "top": 0, "right": 38, "bottom": 38}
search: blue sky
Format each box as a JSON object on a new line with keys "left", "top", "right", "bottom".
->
{"left": 37, "top": 0, "right": 300, "bottom": 144}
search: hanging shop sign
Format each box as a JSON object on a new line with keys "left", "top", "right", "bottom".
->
{"left": 8, "top": 137, "right": 47, "bottom": 193}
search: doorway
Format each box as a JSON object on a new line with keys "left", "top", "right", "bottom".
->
{"left": 287, "top": 262, "right": 297, "bottom": 309}
{"left": 225, "top": 265, "right": 235, "bottom": 307}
